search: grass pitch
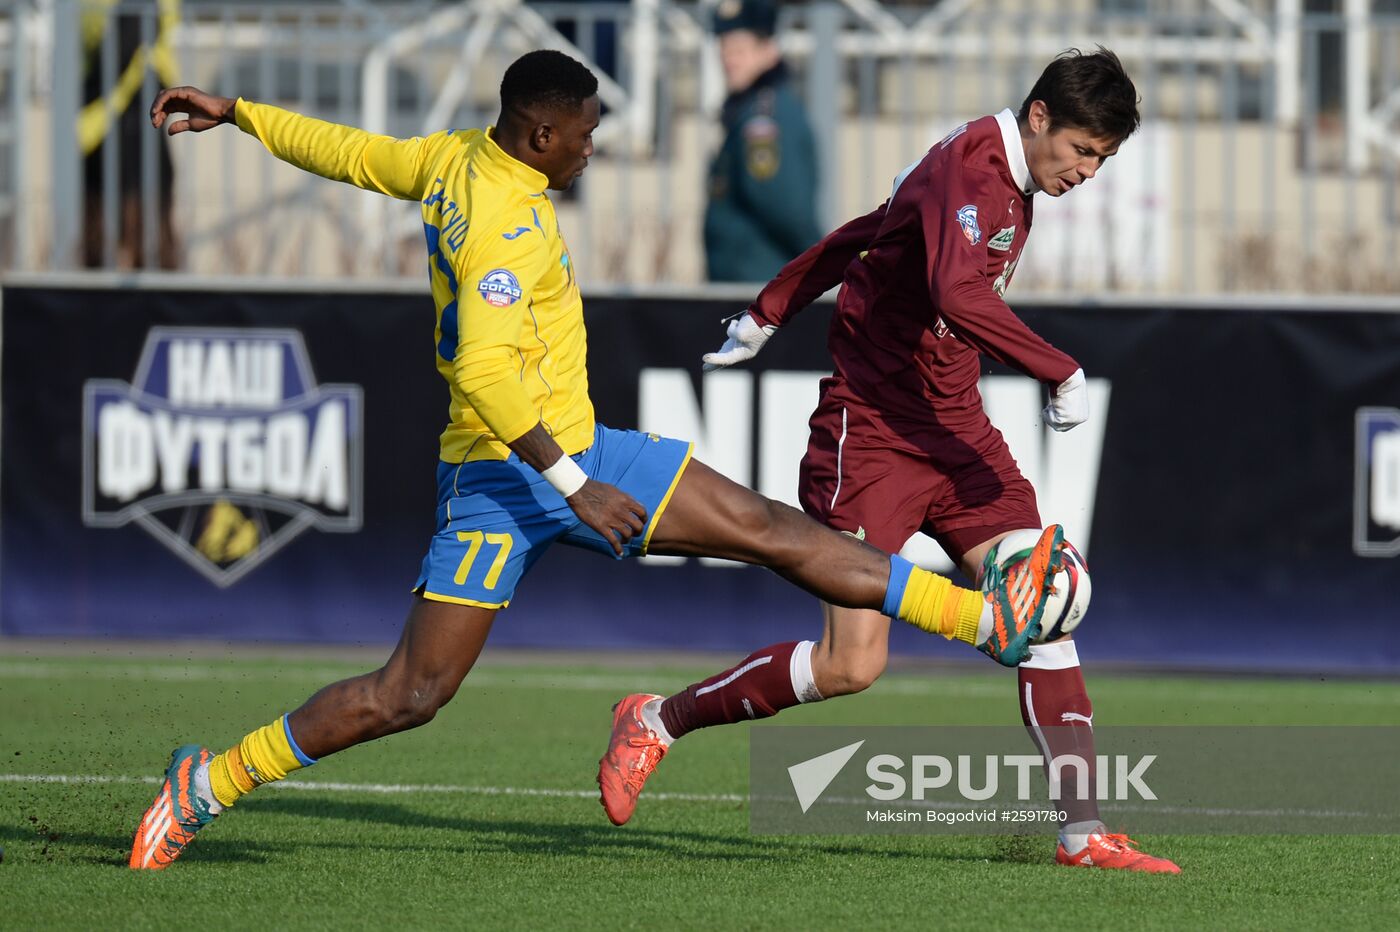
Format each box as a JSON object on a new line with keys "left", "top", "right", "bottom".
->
{"left": 1, "top": 648, "right": 1398, "bottom": 930}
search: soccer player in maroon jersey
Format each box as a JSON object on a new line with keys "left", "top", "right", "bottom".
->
{"left": 599, "top": 48, "right": 1179, "bottom": 873}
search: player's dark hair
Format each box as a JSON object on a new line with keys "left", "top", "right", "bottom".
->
{"left": 1018, "top": 47, "right": 1140, "bottom": 142}
{"left": 499, "top": 50, "right": 598, "bottom": 120}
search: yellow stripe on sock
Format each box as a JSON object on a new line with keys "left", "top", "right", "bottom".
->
{"left": 897, "top": 568, "right": 982, "bottom": 641}
{"left": 207, "top": 747, "right": 245, "bottom": 808}
{"left": 207, "top": 716, "right": 307, "bottom": 808}
{"left": 951, "top": 588, "right": 985, "bottom": 646}
{"left": 241, "top": 715, "right": 304, "bottom": 784}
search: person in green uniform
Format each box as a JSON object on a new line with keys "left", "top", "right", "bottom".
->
{"left": 703, "top": 0, "right": 822, "bottom": 282}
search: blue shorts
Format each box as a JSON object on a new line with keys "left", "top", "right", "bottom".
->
{"left": 413, "top": 424, "right": 693, "bottom": 609}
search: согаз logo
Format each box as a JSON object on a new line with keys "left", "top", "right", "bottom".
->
{"left": 82, "top": 327, "right": 364, "bottom": 586}
{"left": 478, "top": 269, "right": 523, "bottom": 307}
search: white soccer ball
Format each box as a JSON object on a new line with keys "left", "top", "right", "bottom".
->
{"left": 981, "top": 528, "right": 1091, "bottom": 642}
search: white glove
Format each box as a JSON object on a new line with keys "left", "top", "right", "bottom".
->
{"left": 702, "top": 313, "right": 777, "bottom": 372}
{"left": 1042, "top": 368, "right": 1088, "bottom": 432}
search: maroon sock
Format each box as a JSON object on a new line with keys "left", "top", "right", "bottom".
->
{"left": 1019, "top": 651, "right": 1100, "bottom": 827}
{"left": 660, "top": 642, "right": 802, "bottom": 740}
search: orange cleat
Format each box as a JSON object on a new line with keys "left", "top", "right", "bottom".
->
{"left": 597, "top": 693, "right": 668, "bottom": 826}
{"left": 1055, "top": 831, "right": 1181, "bottom": 874}
{"left": 129, "top": 745, "right": 218, "bottom": 870}
{"left": 980, "top": 525, "right": 1065, "bottom": 666}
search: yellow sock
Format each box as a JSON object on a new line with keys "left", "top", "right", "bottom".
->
{"left": 897, "top": 568, "right": 986, "bottom": 645}
{"left": 207, "top": 715, "right": 314, "bottom": 808}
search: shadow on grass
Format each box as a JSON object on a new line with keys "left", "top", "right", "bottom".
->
{"left": 242, "top": 795, "right": 1044, "bottom": 866}
{"left": 0, "top": 823, "right": 275, "bottom": 868}
{"left": 0, "top": 797, "right": 1054, "bottom": 870}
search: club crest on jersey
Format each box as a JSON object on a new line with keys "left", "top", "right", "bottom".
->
{"left": 478, "top": 269, "right": 523, "bottom": 307}
{"left": 992, "top": 256, "right": 1020, "bottom": 298}
{"left": 988, "top": 226, "right": 1016, "bottom": 252}
{"left": 956, "top": 205, "right": 981, "bottom": 246}
{"left": 1355, "top": 407, "right": 1400, "bottom": 557}
{"left": 82, "top": 328, "right": 364, "bottom": 587}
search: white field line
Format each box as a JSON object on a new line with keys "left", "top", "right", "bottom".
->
{"left": 3, "top": 660, "right": 1399, "bottom": 705}
{"left": 0, "top": 660, "right": 1007, "bottom": 698}
{"left": 814, "top": 793, "right": 1382, "bottom": 820}
{"left": 0, "top": 773, "right": 1383, "bottom": 821}
{"left": 0, "top": 772, "right": 744, "bottom": 804}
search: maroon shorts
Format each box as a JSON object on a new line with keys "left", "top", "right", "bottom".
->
{"left": 797, "top": 381, "right": 1040, "bottom": 566}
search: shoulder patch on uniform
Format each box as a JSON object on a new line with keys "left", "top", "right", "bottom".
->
{"left": 956, "top": 205, "right": 981, "bottom": 246}
{"left": 745, "top": 122, "right": 781, "bottom": 181}
{"left": 743, "top": 115, "right": 779, "bottom": 142}
{"left": 988, "top": 225, "right": 1016, "bottom": 251}
{"left": 478, "top": 269, "right": 523, "bottom": 307}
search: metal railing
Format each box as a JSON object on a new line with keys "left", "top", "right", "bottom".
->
{"left": 0, "top": 2, "right": 28, "bottom": 270}
{"left": 4, "top": 0, "right": 1399, "bottom": 295}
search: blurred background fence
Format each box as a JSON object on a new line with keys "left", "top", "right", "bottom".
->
{"left": 1, "top": 0, "right": 1398, "bottom": 294}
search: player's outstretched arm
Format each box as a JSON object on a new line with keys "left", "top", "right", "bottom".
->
{"left": 1042, "top": 368, "right": 1088, "bottom": 431}
{"left": 749, "top": 202, "right": 887, "bottom": 329}
{"left": 150, "top": 86, "right": 236, "bottom": 135}
{"left": 701, "top": 313, "right": 777, "bottom": 371}
{"left": 153, "top": 87, "right": 451, "bottom": 201}
{"left": 508, "top": 424, "right": 646, "bottom": 557}
{"left": 702, "top": 203, "right": 888, "bottom": 371}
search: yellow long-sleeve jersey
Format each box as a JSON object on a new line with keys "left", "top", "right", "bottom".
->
{"left": 235, "top": 100, "right": 595, "bottom": 462}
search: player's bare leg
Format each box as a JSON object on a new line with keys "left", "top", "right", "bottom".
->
{"left": 130, "top": 597, "right": 495, "bottom": 869}
{"left": 809, "top": 604, "right": 890, "bottom": 697}
{"left": 598, "top": 460, "right": 1063, "bottom": 825}
{"left": 803, "top": 528, "right": 1047, "bottom": 696}
{"left": 647, "top": 462, "right": 1060, "bottom": 665}
{"left": 802, "top": 533, "right": 1018, "bottom": 699}
{"left": 803, "top": 533, "right": 1051, "bottom": 695}
{"left": 286, "top": 598, "right": 496, "bottom": 758}
{"left": 646, "top": 460, "right": 895, "bottom": 606}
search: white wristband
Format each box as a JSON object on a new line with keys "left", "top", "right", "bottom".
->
{"left": 541, "top": 455, "right": 588, "bottom": 498}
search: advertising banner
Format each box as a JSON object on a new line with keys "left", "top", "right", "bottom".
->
{"left": 2, "top": 283, "right": 1397, "bottom": 672}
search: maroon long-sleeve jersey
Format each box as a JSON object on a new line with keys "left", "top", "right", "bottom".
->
{"left": 748, "top": 110, "right": 1079, "bottom": 437}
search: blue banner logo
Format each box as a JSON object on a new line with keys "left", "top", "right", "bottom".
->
{"left": 82, "top": 328, "right": 365, "bottom": 586}
{"left": 956, "top": 204, "right": 981, "bottom": 246}
{"left": 1355, "top": 407, "right": 1400, "bottom": 557}
{"left": 478, "top": 268, "right": 523, "bottom": 307}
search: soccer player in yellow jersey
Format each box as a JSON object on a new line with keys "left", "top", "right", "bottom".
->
{"left": 130, "top": 50, "right": 1064, "bottom": 869}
